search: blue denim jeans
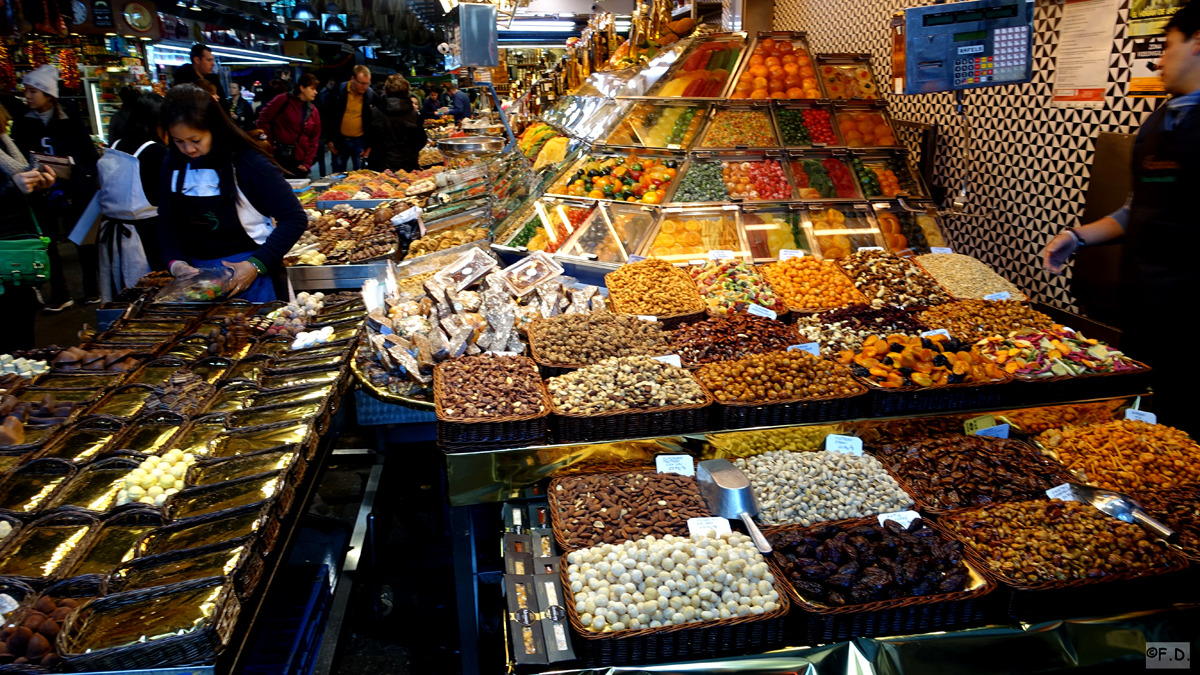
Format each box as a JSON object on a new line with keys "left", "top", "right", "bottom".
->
{"left": 331, "top": 136, "right": 367, "bottom": 173}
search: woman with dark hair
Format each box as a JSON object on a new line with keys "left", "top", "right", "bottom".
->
{"left": 157, "top": 84, "right": 307, "bottom": 301}
{"left": 371, "top": 74, "right": 427, "bottom": 172}
{"left": 257, "top": 72, "right": 322, "bottom": 178}
{"left": 106, "top": 86, "right": 140, "bottom": 144}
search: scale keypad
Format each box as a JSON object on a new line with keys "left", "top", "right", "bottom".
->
{"left": 953, "top": 25, "right": 1029, "bottom": 86}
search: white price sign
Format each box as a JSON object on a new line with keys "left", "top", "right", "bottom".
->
{"left": 626, "top": 255, "right": 647, "bottom": 264}
{"left": 878, "top": 510, "right": 922, "bottom": 529}
{"left": 920, "top": 329, "right": 951, "bottom": 339}
{"left": 984, "top": 292, "right": 1011, "bottom": 301}
{"left": 788, "top": 343, "right": 821, "bottom": 356}
{"left": 1125, "top": 408, "right": 1157, "bottom": 424}
{"left": 747, "top": 304, "right": 777, "bottom": 320}
{"left": 689, "top": 259, "right": 707, "bottom": 266}
{"left": 687, "top": 517, "right": 732, "bottom": 538}
{"left": 656, "top": 454, "right": 695, "bottom": 476}
{"left": 637, "top": 315, "right": 658, "bottom": 322}
{"left": 653, "top": 354, "right": 683, "bottom": 368}
{"left": 825, "top": 435, "right": 864, "bottom": 455}
{"left": 778, "top": 249, "right": 806, "bottom": 260}
{"left": 708, "top": 250, "right": 736, "bottom": 261}
{"left": 1045, "top": 483, "right": 1079, "bottom": 502}
{"left": 859, "top": 246, "right": 884, "bottom": 251}
{"left": 930, "top": 247, "right": 954, "bottom": 254}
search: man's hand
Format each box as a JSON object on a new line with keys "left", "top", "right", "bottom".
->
{"left": 327, "top": 141, "right": 338, "bottom": 154}
{"left": 362, "top": 147, "right": 371, "bottom": 158}
{"left": 1043, "top": 232, "right": 1078, "bottom": 276}
{"left": 223, "top": 260, "right": 259, "bottom": 296}
{"left": 298, "top": 165, "right": 310, "bottom": 174}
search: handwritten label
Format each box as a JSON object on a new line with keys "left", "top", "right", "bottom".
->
{"left": 930, "top": 247, "right": 954, "bottom": 254}
{"left": 656, "top": 454, "right": 695, "bottom": 476}
{"left": 778, "top": 249, "right": 806, "bottom": 260}
{"left": 708, "top": 249, "right": 735, "bottom": 260}
{"left": 975, "top": 423, "right": 1010, "bottom": 439}
{"left": 1125, "top": 408, "right": 1158, "bottom": 424}
{"left": 825, "top": 435, "right": 864, "bottom": 455}
{"left": 859, "top": 246, "right": 884, "bottom": 251}
{"left": 747, "top": 304, "right": 778, "bottom": 320}
{"left": 877, "top": 511, "right": 922, "bottom": 529}
{"left": 920, "top": 329, "right": 951, "bottom": 339}
{"left": 964, "top": 414, "right": 996, "bottom": 435}
{"left": 689, "top": 259, "right": 707, "bottom": 266}
{"left": 637, "top": 315, "right": 658, "bottom": 322}
{"left": 653, "top": 354, "right": 683, "bottom": 368}
{"left": 788, "top": 343, "right": 821, "bottom": 356}
{"left": 984, "top": 292, "right": 1011, "bottom": 301}
{"left": 1046, "top": 483, "right": 1079, "bottom": 502}
{"left": 687, "top": 517, "right": 732, "bottom": 538}
{"left": 627, "top": 255, "right": 647, "bottom": 264}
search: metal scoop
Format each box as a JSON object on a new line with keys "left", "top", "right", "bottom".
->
{"left": 1070, "top": 483, "right": 1179, "bottom": 545}
{"left": 696, "top": 459, "right": 772, "bottom": 553}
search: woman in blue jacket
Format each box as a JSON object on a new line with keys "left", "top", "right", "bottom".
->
{"left": 157, "top": 84, "right": 307, "bottom": 302}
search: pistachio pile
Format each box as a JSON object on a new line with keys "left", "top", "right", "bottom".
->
{"left": 531, "top": 313, "right": 671, "bottom": 365}
{"left": 437, "top": 354, "right": 546, "bottom": 419}
{"left": 547, "top": 356, "right": 706, "bottom": 415}
{"left": 734, "top": 450, "right": 912, "bottom": 526}
{"left": 837, "top": 250, "right": 950, "bottom": 308}
{"left": 915, "top": 253, "right": 1026, "bottom": 301}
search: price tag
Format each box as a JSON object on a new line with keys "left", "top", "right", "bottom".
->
{"left": 653, "top": 354, "right": 683, "bottom": 368}
{"left": 877, "top": 511, "right": 922, "bottom": 529}
{"left": 778, "top": 249, "right": 805, "bottom": 260}
{"left": 974, "top": 424, "right": 1010, "bottom": 439}
{"left": 708, "top": 250, "right": 736, "bottom": 260}
{"left": 825, "top": 434, "right": 864, "bottom": 455}
{"left": 920, "top": 329, "right": 951, "bottom": 339}
{"left": 667, "top": 144, "right": 682, "bottom": 150}
{"left": 687, "top": 517, "right": 732, "bottom": 538}
{"left": 637, "top": 315, "right": 658, "bottom": 322}
{"left": 1045, "top": 483, "right": 1079, "bottom": 502}
{"left": 859, "top": 246, "right": 884, "bottom": 251}
{"left": 689, "top": 259, "right": 707, "bottom": 266}
{"left": 984, "top": 292, "right": 1011, "bottom": 301}
{"left": 930, "top": 247, "right": 953, "bottom": 254}
{"left": 656, "top": 454, "right": 695, "bottom": 476}
{"left": 747, "top": 304, "right": 777, "bottom": 320}
{"left": 1125, "top": 408, "right": 1157, "bottom": 424}
{"left": 788, "top": 343, "right": 821, "bottom": 356}
{"left": 964, "top": 414, "right": 996, "bottom": 435}
{"left": 626, "top": 255, "right": 647, "bottom": 264}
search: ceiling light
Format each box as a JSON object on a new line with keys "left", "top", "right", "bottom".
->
{"left": 497, "top": 20, "right": 575, "bottom": 31}
{"left": 292, "top": 0, "right": 315, "bottom": 21}
{"left": 189, "top": 0, "right": 202, "bottom": 10}
{"left": 324, "top": 15, "right": 345, "bottom": 30}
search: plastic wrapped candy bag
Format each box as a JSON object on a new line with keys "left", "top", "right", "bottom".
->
{"left": 154, "top": 267, "right": 236, "bottom": 303}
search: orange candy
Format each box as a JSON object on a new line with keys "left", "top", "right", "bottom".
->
{"left": 761, "top": 257, "right": 866, "bottom": 309}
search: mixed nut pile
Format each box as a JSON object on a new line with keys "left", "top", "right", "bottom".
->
{"left": 547, "top": 356, "right": 706, "bottom": 415}
{"left": 531, "top": 314, "right": 670, "bottom": 365}
{"left": 671, "top": 314, "right": 797, "bottom": 366}
{"left": 919, "top": 300, "right": 1054, "bottom": 340}
{"left": 437, "top": 355, "right": 546, "bottom": 419}
{"left": 794, "top": 304, "right": 929, "bottom": 354}
{"left": 606, "top": 258, "right": 705, "bottom": 317}
{"left": 1036, "top": 420, "right": 1200, "bottom": 493}
{"left": 837, "top": 250, "right": 950, "bottom": 308}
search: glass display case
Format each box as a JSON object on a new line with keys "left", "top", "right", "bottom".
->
{"left": 542, "top": 95, "right": 610, "bottom": 136}
{"left": 789, "top": 151, "right": 864, "bottom": 200}
{"left": 544, "top": 149, "right": 684, "bottom": 205}
{"left": 637, "top": 205, "right": 749, "bottom": 263}
{"left": 638, "top": 33, "right": 748, "bottom": 99}
{"left": 499, "top": 197, "right": 597, "bottom": 254}
{"left": 831, "top": 104, "right": 902, "bottom": 149}
{"left": 695, "top": 104, "right": 780, "bottom": 149}
{"left": 600, "top": 102, "right": 708, "bottom": 150}
{"left": 848, "top": 150, "right": 928, "bottom": 200}
{"left": 741, "top": 205, "right": 814, "bottom": 262}
{"left": 554, "top": 202, "right": 659, "bottom": 265}
{"left": 671, "top": 152, "right": 794, "bottom": 204}
{"left": 815, "top": 54, "right": 884, "bottom": 101}
{"left": 577, "top": 100, "right": 631, "bottom": 144}
{"left": 872, "top": 202, "right": 950, "bottom": 256}
{"left": 729, "top": 32, "right": 821, "bottom": 101}
{"left": 805, "top": 203, "right": 885, "bottom": 259}
{"left": 772, "top": 103, "right": 843, "bottom": 148}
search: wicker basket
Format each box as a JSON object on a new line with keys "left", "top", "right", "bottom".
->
{"left": 696, "top": 366, "right": 869, "bottom": 430}
{"left": 1008, "top": 358, "right": 1154, "bottom": 406}
{"left": 856, "top": 373, "right": 1015, "bottom": 416}
{"left": 764, "top": 518, "right": 995, "bottom": 642}
{"left": 105, "top": 535, "right": 265, "bottom": 600}
{"left": 559, "top": 552, "right": 789, "bottom": 667}
{"left": 911, "top": 257, "right": 1030, "bottom": 304}
{"left": 605, "top": 267, "right": 708, "bottom": 330}
{"left": 134, "top": 500, "right": 280, "bottom": 559}
{"left": 59, "top": 508, "right": 167, "bottom": 594}
{"left": 0, "top": 459, "right": 79, "bottom": 519}
{"left": 0, "top": 511, "right": 101, "bottom": 589}
{"left": 433, "top": 357, "right": 552, "bottom": 447}
{"left": 165, "top": 469, "right": 294, "bottom": 524}
{"left": 549, "top": 380, "right": 714, "bottom": 444}
{"left": 56, "top": 577, "right": 240, "bottom": 671}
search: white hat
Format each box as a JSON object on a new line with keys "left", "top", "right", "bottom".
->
{"left": 23, "top": 65, "right": 60, "bottom": 100}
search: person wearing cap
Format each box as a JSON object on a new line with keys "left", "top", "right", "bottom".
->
{"left": 10, "top": 64, "right": 100, "bottom": 311}
{"left": 1042, "top": 0, "right": 1200, "bottom": 434}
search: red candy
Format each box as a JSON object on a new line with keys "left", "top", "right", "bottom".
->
{"left": 802, "top": 109, "right": 838, "bottom": 145}
{"left": 720, "top": 160, "right": 790, "bottom": 200}
{"left": 822, "top": 158, "right": 859, "bottom": 199}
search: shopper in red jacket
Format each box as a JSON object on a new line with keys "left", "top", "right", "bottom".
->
{"left": 257, "top": 73, "right": 322, "bottom": 179}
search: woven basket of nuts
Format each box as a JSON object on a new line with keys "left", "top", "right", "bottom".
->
{"left": 433, "top": 355, "right": 552, "bottom": 448}
{"left": 764, "top": 516, "right": 995, "bottom": 643}
{"left": 527, "top": 315, "right": 673, "bottom": 379}
{"left": 604, "top": 259, "right": 707, "bottom": 329}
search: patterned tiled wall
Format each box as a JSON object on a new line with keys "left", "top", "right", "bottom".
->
{"left": 774, "top": 0, "right": 1163, "bottom": 310}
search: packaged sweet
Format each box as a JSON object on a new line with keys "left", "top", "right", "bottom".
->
{"left": 432, "top": 247, "right": 500, "bottom": 292}
{"left": 154, "top": 267, "right": 236, "bottom": 303}
{"left": 499, "top": 251, "right": 565, "bottom": 298}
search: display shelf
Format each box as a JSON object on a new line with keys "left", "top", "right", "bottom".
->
{"left": 639, "top": 204, "right": 747, "bottom": 263}
{"left": 635, "top": 32, "right": 749, "bottom": 100}
{"left": 597, "top": 101, "right": 708, "bottom": 151}
{"left": 730, "top": 32, "right": 822, "bottom": 101}
{"left": 805, "top": 202, "right": 885, "bottom": 259}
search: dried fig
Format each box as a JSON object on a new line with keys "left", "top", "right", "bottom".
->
{"left": 36, "top": 620, "right": 57, "bottom": 640}
{"left": 25, "top": 633, "right": 49, "bottom": 660}
{"left": 7, "top": 626, "right": 32, "bottom": 654}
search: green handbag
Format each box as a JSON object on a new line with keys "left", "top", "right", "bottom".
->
{"left": 0, "top": 195, "right": 51, "bottom": 296}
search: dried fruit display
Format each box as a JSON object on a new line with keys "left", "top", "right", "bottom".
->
{"left": 792, "top": 159, "right": 859, "bottom": 200}
{"left": 655, "top": 38, "right": 745, "bottom": 97}
{"left": 820, "top": 63, "right": 880, "bottom": 100}
{"left": 700, "top": 110, "right": 778, "bottom": 147}
{"left": 1036, "top": 420, "right": 1200, "bottom": 493}
{"left": 839, "top": 333, "right": 1008, "bottom": 388}
{"left": 671, "top": 314, "right": 798, "bottom": 366}
{"left": 975, "top": 327, "right": 1145, "bottom": 378}
{"left": 552, "top": 154, "right": 680, "bottom": 204}
{"left": 731, "top": 37, "right": 820, "bottom": 100}
{"left": 776, "top": 108, "right": 838, "bottom": 146}
{"left": 761, "top": 256, "right": 866, "bottom": 310}
{"left": 606, "top": 104, "right": 704, "bottom": 148}
{"left": 689, "top": 260, "right": 786, "bottom": 315}
{"left": 835, "top": 111, "right": 896, "bottom": 147}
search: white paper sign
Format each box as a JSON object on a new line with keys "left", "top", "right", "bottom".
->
{"left": 984, "top": 292, "right": 1011, "bottom": 301}
{"left": 627, "top": 255, "right": 647, "bottom": 264}
{"left": 1046, "top": 483, "right": 1079, "bottom": 502}
{"left": 859, "top": 246, "right": 884, "bottom": 251}
{"left": 974, "top": 424, "right": 1010, "bottom": 439}
{"left": 877, "top": 511, "right": 922, "bottom": 529}
{"left": 747, "top": 304, "right": 778, "bottom": 320}
{"left": 667, "top": 144, "right": 682, "bottom": 150}
{"left": 708, "top": 250, "right": 736, "bottom": 261}
{"left": 920, "top": 329, "right": 951, "bottom": 339}
{"left": 656, "top": 454, "right": 695, "bottom": 476}
{"left": 788, "top": 343, "right": 821, "bottom": 356}
{"left": 825, "top": 435, "right": 864, "bottom": 455}
{"left": 689, "top": 259, "right": 707, "bottom": 266}
{"left": 687, "top": 517, "right": 732, "bottom": 538}
{"left": 930, "top": 247, "right": 953, "bottom": 254}
{"left": 1125, "top": 408, "right": 1158, "bottom": 424}
{"left": 1052, "top": 0, "right": 1121, "bottom": 110}
{"left": 637, "top": 315, "right": 658, "bottom": 322}
{"left": 653, "top": 354, "right": 683, "bottom": 368}
{"left": 778, "top": 249, "right": 806, "bottom": 260}
{"left": 964, "top": 414, "right": 996, "bottom": 436}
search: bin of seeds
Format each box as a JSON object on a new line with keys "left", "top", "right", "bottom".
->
{"left": 433, "top": 354, "right": 551, "bottom": 447}
{"left": 529, "top": 313, "right": 671, "bottom": 376}
{"left": 760, "top": 257, "right": 867, "bottom": 311}
{"left": 696, "top": 350, "right": 867, "bottom": 427}
{"left": 914, "top": 253, "right": 1027, "bottom": 301}
{"left": 605, "top": 258, "right": 706, "bottom": 325}
{"left": 1036, "top": 420, "right": 1200, "bottom": 494}
{"left": 836, "top": 250, "right": 950, "bottom": 308}
{"left": 671, "top": 314, "right": 798, "bottom": 367}
{"left": 918, "top": 300, "right": 1053, "bottom": 340}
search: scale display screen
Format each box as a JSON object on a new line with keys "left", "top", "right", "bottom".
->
{"left": 893, "top": 0, "right": 1034, "bottom": 95}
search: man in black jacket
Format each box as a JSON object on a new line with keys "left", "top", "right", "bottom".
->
{"left": 173, "top": 44, "right": 227, "bottom": 106}
{"left": 227, "top": 81, "right": 256, "bottom": 132}
{"left": 371, "top": 75, "right": 428, "bottom": 172}
{"left": 323, "top": 65, "right": 376, "bottom": 173}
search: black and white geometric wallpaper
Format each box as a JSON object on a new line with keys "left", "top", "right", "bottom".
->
{"left": 773, "top": 0, "right": 1164, "bottom": 311}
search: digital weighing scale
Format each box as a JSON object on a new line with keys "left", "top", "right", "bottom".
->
{"left": 892, "top": 0, "right": 1035, "bottom": 95}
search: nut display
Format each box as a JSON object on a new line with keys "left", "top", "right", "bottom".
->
{"left": 671, "top": 314, "right": 797, "bottom": 366}
{"left": 437, "top": 355, "right": 546, "bottom": 419}
{"left": 1136, "top": 485, "right": 1200, "bottom": 560}
{"left": 0, "top": 595, "right": 80, "bottom": 668}
{"left": 734, "top": 450, "right": 912, "bottom": 526}
{"left": 918, "top": 300, "right": 1054, "bottom": 340}
{"left": 837, "top": 250, "right": 949, "bottom": 308}
{"left": 688, "top": 260, "right": 786, "bottom": 315}
{"left": 760, "top": 256, "right": 866, "bottom": 310}
{"left": 915, "top": 253, "right": 1027, "bottom": 301}
{"left": 547, "top": 356, "right": 705, "bottom": 414}
{"left": 975, "top": 328, "right": 1145, "bottom": 378}
{"left": 840, "top": 333, "right": 1008, "bottom": 388}
{"left": 941, "top": 499, "right": 1175, "bottom": 583}
{"left": 1036, "top": 420, "right": 1200, "bottom": 493}
{"left": 770, "top": 518, "right": 970, "bottom": 606}
{"left": 606, "top": 258, "right": 705, "bottom": 317}
{"left": 874, "top": 436, "right": 1072, "bottom": 510}
{"left": 993, "top": 401, "right": 1120, "bottom": 435}
{"left": 531, "top": 314, "right": 670, "bottom": 365}
{"left": 552, "top": 472, "right": 710, "bottom": 548}
{"left": 701, "top": 110, "right": 778, "bottom": 147}
{"left": 794, "top": 304, "right": 929, "bottom": 354}
{"left": 697, "top": 351, "right": 859, "bottom": 403}
{"left": 51, "top": 347, "right": 140, "bottom": 372}
{"left": 116, "top": 450, "right": 197, "bottom": 507}
{"left": 565, "top": 533, "right": 781, "bottom": 632}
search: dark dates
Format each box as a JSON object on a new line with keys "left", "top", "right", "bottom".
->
{"left": 670, "top": 315, "right": 797, "bottom": 366}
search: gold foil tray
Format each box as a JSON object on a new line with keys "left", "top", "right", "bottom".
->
{"left": 67, "top": 510, "right": 165, "bottom": 577}
{"left": 116, "top": 320, "right": 190, "bottom": 333}
{"left": 210, "top": 421, "right": 311, "bottom": 459}
{"left": 259, "top": 368, "right": 342, "bottom": 391}
{"left": 65, "top": 580, "right": 230, "bottom": 653}
{"left": 137, "top": 503, "right": 271, "bottom": 556}
{"left": 38, "top": 426, "right": 122, "bottom": 463}
{"left": 112, "top": 415, "right": 185, "bottom": 455}
{"left": 111, "top": 539, "right": 250, "bottom": 593}
{"left": 0, "top": 512, "right": 97, "bottom": 580}
{"left": 167, "top": 471, "right": 283, "bottom": 520}
{"left": 35, "top": 373, "right": 127, "bottom": 390}
{"left": 250, "top": 384, "right": 334, "bottom": 409}
{"left": 0, "top": 459, "right": 77, "bottom": 513}
{"left": 18, "top": 388, "right": 97, "bottom": 403}
{"left": 224, "top": 361, "right": 267, "bottom": 383}
{"left": 205, "top": 387, "right": 257, "bottom": 414}
{"left": 187, "top": 447, "right": 299, "bottom": 486}
{"left": 90, "top": 386, "right": 155, "bottom": 419}
{"left": 192, "top": 358, "right": 233, "bottom": 384}
{"left": 267, "top": 354, "right": 346, "bottom": 373}
{"left": 227, "top": 402, "right": 323, "bottom": 430}
{"left": 170, "top": 418, "right": 230, "bottom": 457}
{"left": 39, "top": 457, "right": 141, "bottom": 513}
